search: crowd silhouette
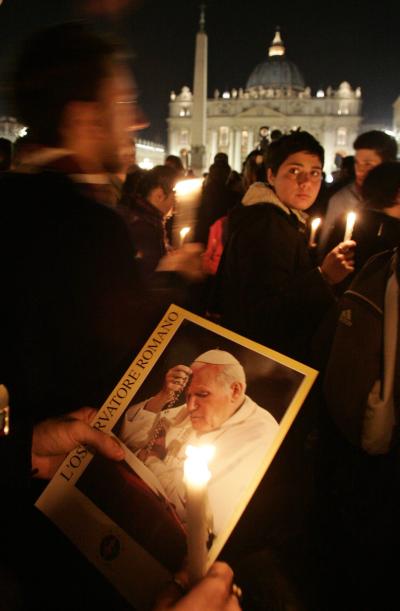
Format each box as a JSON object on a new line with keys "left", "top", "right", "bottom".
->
{"left": 1, "top": 19, "right": 400, "bottom": 611}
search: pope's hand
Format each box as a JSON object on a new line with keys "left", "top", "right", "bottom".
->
{"left": 143, "top": 365, "right": 192, "bottom": 414}
{"left": 163, "top": 365, "right": 192, "bottom": 397}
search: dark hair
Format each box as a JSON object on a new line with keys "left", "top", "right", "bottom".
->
{"left": 353, "top": 130, "right": 398, "bottom": 162}
{"left": 13, "top": 22, "right": 120, "bottom": 146}
{"left": 270, "top": 129, "right": 283, "bottom": 142}
{"left": 214, "top": 152, "right": 229, "bottom": 165}
{"left": 120, "top": 168, "right": 147, "bottom": 208}
{"left": 242, "top": 149, "right": 267, "bottom": 188}
{"left": 137, "top": 165, "right": 178, "bottom": 199}
{"left": 340, "top": 155, "right": 355, "bottom": 174}
{"left": 361, "top": 161, "right": 400, "bottom": 209}
{"left": 265, "top": 130, "right": 324, "bottom": 175}
{"left": 0, "top": 138, "right": 12, "bottom": 171}
{"left": 207, "top": 162, "right": 231, "bottom": 185}
{"left": 164, "top": 154, "right": 184, "bottom": 172}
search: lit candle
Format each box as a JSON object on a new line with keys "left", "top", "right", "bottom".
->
{"left": 183, "top": 444, "right": 214, "bottom": 584}
{"left": 344, "top": 211, "right": 356, "bottom": 241}
{"left": 0, "top": 384, "right": 10, "bottom": 437}
{"left": 175, "top": 178, "right": 203, "bottom": 198}
{"left": 309, "top": 217, "right": 321, "bottom": 248}
{"left": 180, "top": 226, "right": 191, "bottom": 246}
{"left": 174, "top": 178, "right": 203, "bottom": 248}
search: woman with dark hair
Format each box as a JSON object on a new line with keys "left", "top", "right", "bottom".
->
{"left": 118, "top": 165, "right": 178, "bottom": 275}
{"left": 241, "top": 149, "right": 266, "bottom": 191}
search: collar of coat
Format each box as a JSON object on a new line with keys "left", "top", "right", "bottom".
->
{"left": 15, "top": 146, "right": 110, "bottom": 185}
{"left": 241, "top": 181, "right": 308, "bottom": 225}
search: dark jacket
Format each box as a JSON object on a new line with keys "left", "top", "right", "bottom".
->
{"left": 0, "top": 170, "right": 162, "bottom": 426}
{"left": 118, "top": 196, "right": 168, "bottom": 276}
{"left": 0, "top": 167, "right": 168, "bottom": 610}
{"left": 217, "top": 183, "right": 334, "bottom": 363}
{"left": 194, "top": 165, "right": 238, "bottom": 245}
{"left": 323, "top": 248, "right": 397, "bottom": 447}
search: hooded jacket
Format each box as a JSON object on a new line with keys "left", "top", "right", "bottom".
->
{"left": 217, "top": 182, "right": 334, "bottom": 362}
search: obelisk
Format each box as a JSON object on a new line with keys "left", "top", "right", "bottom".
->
{"left": 190, "top": 4, "right": 208, "bottom": 175}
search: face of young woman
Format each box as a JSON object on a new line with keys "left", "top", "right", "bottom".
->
{"left": 267, "top": 151, "right": 323, "bottom": 211}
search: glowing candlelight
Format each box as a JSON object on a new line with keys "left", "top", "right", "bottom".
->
{"left": 180, "top": 226, "right": 191, "bottom": 246}
{"left": 309, "top": 217, "right": 321, "bottom": 247}
{"left": 183, "top": 444, "right": 214, "bottom": 584}
{"left": 344, "top": 211, "right": 356, "bottom": 241}
{"left": 0, "top": 384, "right": 10, "bottom": 437}
{"left": 175, "top": 178, "right": 203, "bottom": 198}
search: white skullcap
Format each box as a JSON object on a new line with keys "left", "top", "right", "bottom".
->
{"left": 193, "top": 349, "right": 241, "bottom": 367}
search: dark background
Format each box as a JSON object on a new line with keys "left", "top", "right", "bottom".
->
{"left": 0, "top": 0, "right": 398, "bottom": 145}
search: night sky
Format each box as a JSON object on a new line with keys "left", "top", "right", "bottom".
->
{"left": 0, "top": 0, "right": 398, "bottom": 145}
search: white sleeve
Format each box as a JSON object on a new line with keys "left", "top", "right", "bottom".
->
{"left": 207, "top": 415, "right": 279, "bottom": 535}
{"left": 118, "top": 399, "right": 157, "bottom": 449}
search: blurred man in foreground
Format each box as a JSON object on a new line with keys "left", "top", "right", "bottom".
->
{"left": 0, "top": 22, "right": 240, "bottom": 611}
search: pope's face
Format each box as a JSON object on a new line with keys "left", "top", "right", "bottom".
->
{"left": 186, "top": 364, "right": 237, "bottom": 433}
{"left": 267, "top": 151, "right": 323, "bottom": 211}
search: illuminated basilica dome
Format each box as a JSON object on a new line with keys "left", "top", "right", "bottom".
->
{"left": 246, "top": 28, "right": 305, "bottom": 92}
{"left": 168, "top": 15, "right": 362, "bottom": 175}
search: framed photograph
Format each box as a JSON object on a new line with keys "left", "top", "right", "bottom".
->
{"left": 36, "top": 304, "right": 317, "bottom": 610}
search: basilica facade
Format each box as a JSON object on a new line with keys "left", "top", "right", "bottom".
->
{"left": 167, "top": 25, "right": 363, "bottom": 175}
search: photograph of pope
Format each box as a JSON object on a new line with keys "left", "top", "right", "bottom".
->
{"left": 119, "top": 349, "right": 279, "bottom": 536}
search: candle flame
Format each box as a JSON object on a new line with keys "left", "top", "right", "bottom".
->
{"left": 309, "top": 216, "right": 322, "bottom": 247}
{"left": 184, "top": 444, "right": 214, "bottom": 486}
{"left": 344, "top": 211, "right": 357, "bottom": 241}
{"left": 347, "top": 211, "right": 356, "bottom": 226}
{"left": 175, "top": 178, "right": 203, "bottom": 197}
{"left": 311, "top": 217, "right": 321, "bottom": 230}
{"left": 180, "top": 226, "right": 191, "bottom": 241}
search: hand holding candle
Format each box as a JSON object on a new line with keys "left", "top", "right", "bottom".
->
{"left": 184, "top": 444, "right": 214, "bottom": 585}
{"left": 320, "top": 238, "right": 356, "bottom": 285}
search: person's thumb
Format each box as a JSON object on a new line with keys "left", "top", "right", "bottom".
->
{"left": 77, "top": 424, "right": 125, "bottom": 461}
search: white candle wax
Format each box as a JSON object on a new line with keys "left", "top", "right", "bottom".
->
{"left": 344, "top": 211, "right": 356, "bottom": 241}
{"left": 174, "top": 178, "right": 203, "bottom": 248}
{"left": 309, "top": 217, "right": 321, "bottom": 247}
{"left": 183, "top": 445, "right": 214, "bottom": 584}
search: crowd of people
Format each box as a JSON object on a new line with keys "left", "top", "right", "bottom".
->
{"left": 1, "top": 18, "right": 400, "bottom": 611}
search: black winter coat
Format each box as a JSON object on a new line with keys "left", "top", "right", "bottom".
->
{"left": 217, "top": 197, "right": 334, "bottom": 363}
